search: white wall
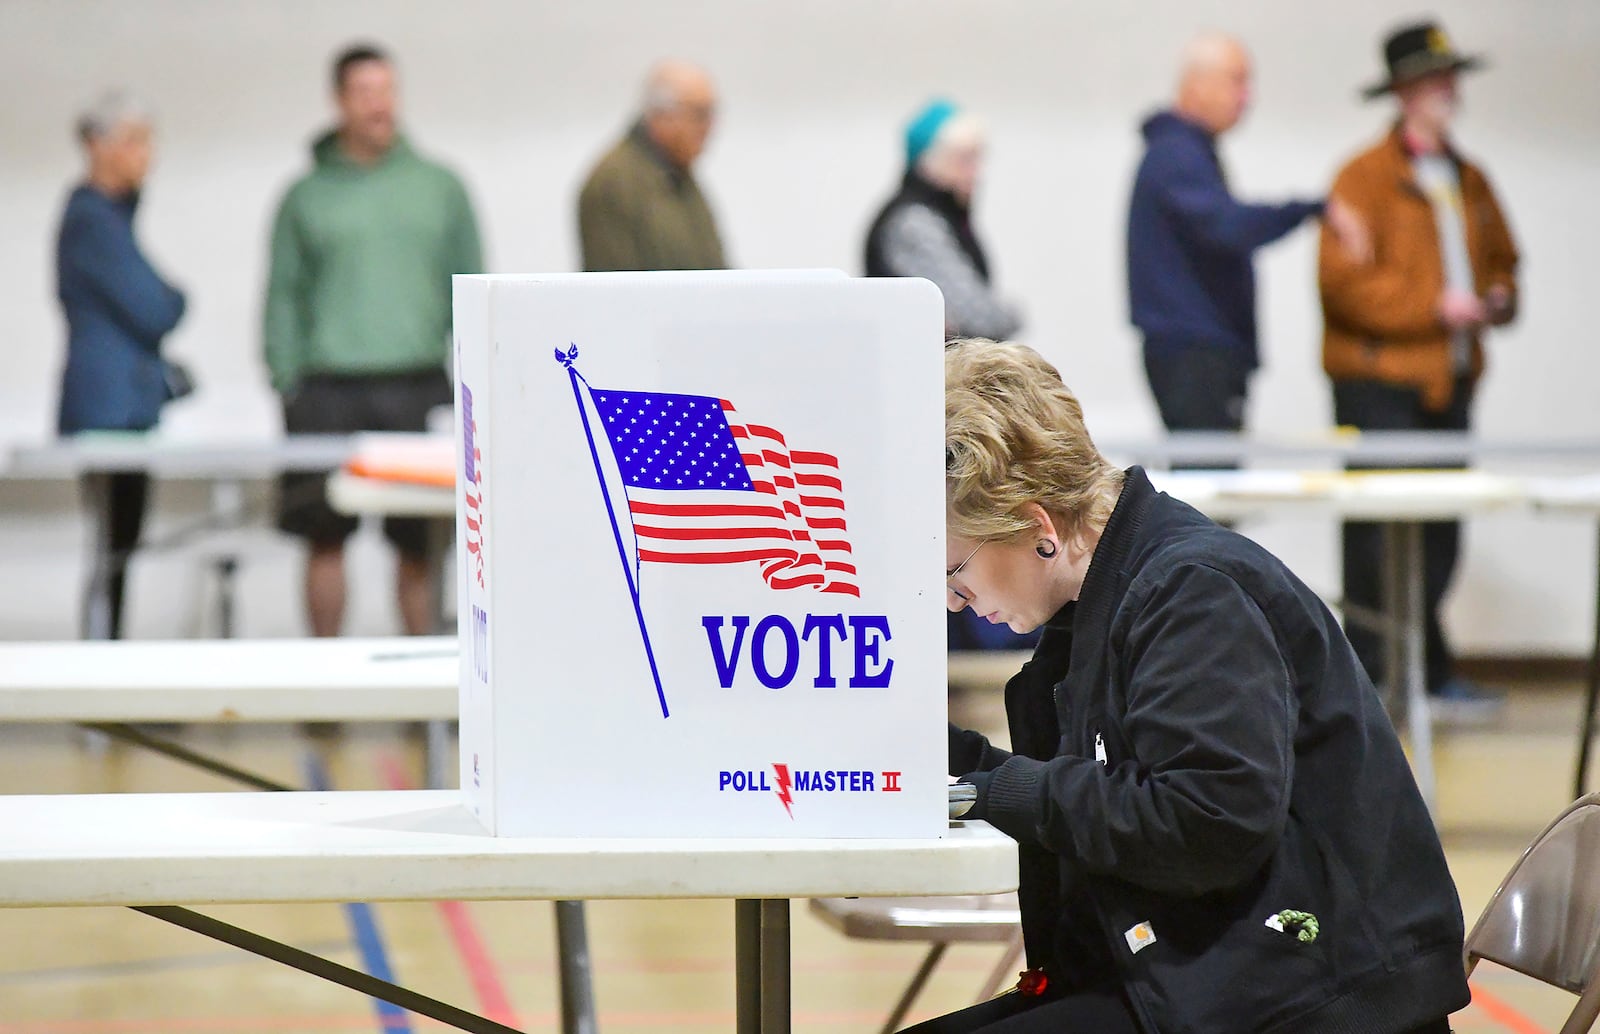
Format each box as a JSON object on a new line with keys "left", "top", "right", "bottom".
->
{"left": 1, "top": 0, "right": 1596, "bottom": 648}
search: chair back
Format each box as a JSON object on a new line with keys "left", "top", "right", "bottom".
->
{"left": 1466, "top": 794, "right": 1600, "bottom": 1034}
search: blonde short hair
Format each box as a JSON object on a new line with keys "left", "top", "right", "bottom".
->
{"left": 945, "top": 339, "right": 1125, "bottom": 545}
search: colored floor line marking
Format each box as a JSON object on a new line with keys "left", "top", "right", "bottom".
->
{"left": 377, "top": 752, "right": 519, "bottom": 1026}
{"left": 0, "top": 940, "right": 349, "bottom": 985}
{"left": 304, "top": 753, "right": 414, "bottom": 1034}
{"left": 1469, "top": 979, "right": 1551, "bottom": 1034}
{"left": 1, "top": 1008, "right": 908, "bottom": 1033}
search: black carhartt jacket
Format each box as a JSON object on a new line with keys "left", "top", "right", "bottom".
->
{"left": 951, "top": 467, "right": 1469, "bottom": 1034}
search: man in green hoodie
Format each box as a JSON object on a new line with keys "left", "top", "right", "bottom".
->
{"left": 263, "top": 43, "right": 482, "bottom": 637}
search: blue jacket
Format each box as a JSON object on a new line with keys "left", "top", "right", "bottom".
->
{"left": 1127, "top": 112, "right": 1320, "bottom": 368}
{"left": 56, "top": 185, "right": 186, "bottom": 433}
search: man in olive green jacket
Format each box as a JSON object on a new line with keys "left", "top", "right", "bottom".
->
{"left": 577, "top": 61, "right": 726, "bottom": 272}
{"left": 263, "top": 44, "right": 481, "bottom": 638}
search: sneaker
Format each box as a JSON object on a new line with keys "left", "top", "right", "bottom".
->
{"left": 1426, "top": 678, "right": 1506, "bottom": 728}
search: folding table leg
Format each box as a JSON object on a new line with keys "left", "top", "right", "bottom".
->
{"left": 1574, "top": 522, "right": 1600, "bottom": 800}
{"left": 83, "top": 722, "right": 295, "bottom": 792}
{"left": 1379, "top": 523, "right": 1406, "bottom": 724}
{"left": 881, "top": 943, "right": 946, "bottom": 1034}
{"left": 760, "top": 899, "right": 791, "bottom": 1034}
{"left": 425, "top": 720, "right": 451, "bottom": 789}
{"left": 554, "top": 900, "right": 598, "bottom": 1034}
{"left": 81, "top": 471, "right": 114, "bottom": 641}
{"left": 978, "top": 931, "right": 1024, "bottom": 999}
{"left": 735, "top": 899, "right": 762, "bottom": 1034}
{"left": 207, "top": 478, "right": 245, "bottom": 638}
{"left": 1396, "top": 522, "right": 1436, "bottom": 815}
{"left": 134, "top": 904, "right": 525, "bottom": 1034}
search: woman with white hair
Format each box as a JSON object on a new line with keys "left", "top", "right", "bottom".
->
{"left": 865, "top": 99, "right": 1022, "bottom": 342}
{"left": 919, "top": 339, "right": 1469, "bottom": 1033}
{"left": 56, "top": 91, "right": 187, "bottom": 638}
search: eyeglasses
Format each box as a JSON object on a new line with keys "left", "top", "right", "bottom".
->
{"left": 946, "top": 541, "right": 987, "bottom": 604}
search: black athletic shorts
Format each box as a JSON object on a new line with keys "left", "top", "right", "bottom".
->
{"left": 278, "top": 368, "right": 452, "bottom": 558}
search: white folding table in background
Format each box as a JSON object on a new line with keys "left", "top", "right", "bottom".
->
{"left": 1153, "top": 468, "right": 1529, "bottom": 813}
{"left": 0, "top": 635, "right": 457, "bottom": 789}
{"left": 1101, "top": 429, "right": 1600, "bottom": 469}
{"left": 8, "top": 434, "right": 358, "bottom": 640}
{"left": 0, "top": 635, "right": 456, "bottom": 723}
{"left": 0, "top": 789, "right": 1017, "bottom": 1034}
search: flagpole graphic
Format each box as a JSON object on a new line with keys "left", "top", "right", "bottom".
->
{"left": 557, "top": 344, "right": 859, "bottom": 720}
{"left": 557, "top": 345, "right": 672, "bottom": 719}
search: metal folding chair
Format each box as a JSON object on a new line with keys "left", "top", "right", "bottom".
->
{"left": 809, "top": 893, "right": 1022, "bottom": 1034}
{"left": 1465, "top": 793, "right": 1600, "bottom": 1034}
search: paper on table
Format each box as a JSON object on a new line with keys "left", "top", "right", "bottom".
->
{"left": 1334, "top": 469, "right": 1521, "bottom": 501}
{"left": 1152, "top": 469, "right": 1321, "bottom": 501}
{"left": 344, "top": 432, "right": 455, "bottom": 487}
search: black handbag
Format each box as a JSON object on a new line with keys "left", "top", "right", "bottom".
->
{"left": 162, "top": 359, "right": 196, "bottom": 401}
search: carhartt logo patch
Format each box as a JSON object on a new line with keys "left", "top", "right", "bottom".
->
{"left": 1124, "top": 921, "right": 1157, "bottom": 954}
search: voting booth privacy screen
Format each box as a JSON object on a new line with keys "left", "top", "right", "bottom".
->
{"left": 454, "top": 272, "right": 948, "bottom": 837}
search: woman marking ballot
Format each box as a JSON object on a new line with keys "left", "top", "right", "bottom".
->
{"left": 920, "top": 340, "right": 1467, "bottom": 1034}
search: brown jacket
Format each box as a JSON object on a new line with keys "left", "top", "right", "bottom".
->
{"left": 1319, "top": 126, "right": 1519, "bottom": 411}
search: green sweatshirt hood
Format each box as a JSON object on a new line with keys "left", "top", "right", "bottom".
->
{"left": 261, "top": 132, "right": 482, "bottom": 393}
{"left": 309, "top": 129, "right": 417, "bottom": 170}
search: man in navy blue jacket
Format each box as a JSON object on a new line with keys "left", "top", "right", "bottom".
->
{"left": 56, "top": 91, "right": 187, "bottom": 638}
{"left": 1127, "top": 34, "right": 1365, "bottom": 442}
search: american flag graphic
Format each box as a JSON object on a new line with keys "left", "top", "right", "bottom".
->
{"left": 588, "top": 387, "right": 859, "bottom": 596}
{"left": 461, "top": 381, "right": 486, "bottom": 589}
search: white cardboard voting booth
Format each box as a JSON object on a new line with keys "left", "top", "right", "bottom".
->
{"left": 454, "top": 272, "right": 947, "bottom": 838}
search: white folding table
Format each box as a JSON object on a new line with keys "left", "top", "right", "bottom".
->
{"left": 0, "top": 634, "right": 627, "bottom": 1033}
{"left": 1102, "top": 430, "right": 1600, "bottom": 468}
{"left": 0, "top": 635, "right": 457, "bottom": 723}
{"left": 0, "top": 635, "right": 457, "bottom": 790}
{"left": 8, "top": 434, "right": 358, "bottom": 640}
{"left": 0, "top": 789, "right": 1017, "bottom": 1034}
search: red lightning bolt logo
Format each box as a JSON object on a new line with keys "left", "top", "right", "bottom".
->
{"left": 772, "top": 764, "right": 794, "bottom": 819}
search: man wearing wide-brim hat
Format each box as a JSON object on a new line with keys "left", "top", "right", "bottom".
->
{"left": 1318, "top": 20, "right": 1520, "bottom": 727}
